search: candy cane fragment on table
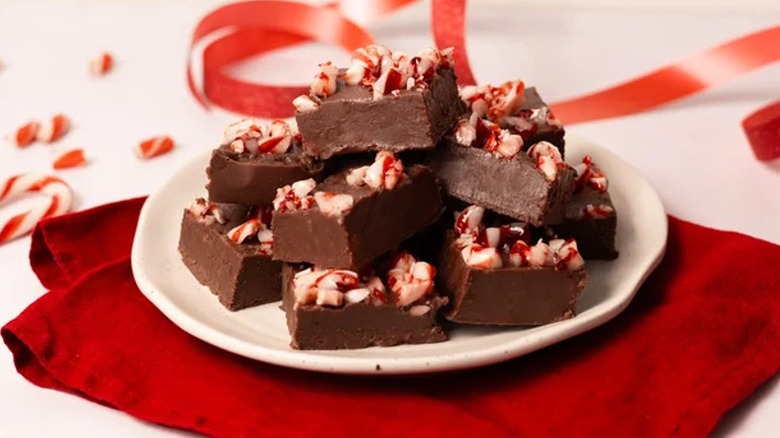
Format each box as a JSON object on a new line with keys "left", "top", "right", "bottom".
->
{"left": 8, "top": 121, "right": 40, "bottom": 148}
{"left": 0, "top": 174, "right": 74, "bottom": 244}
{"left": 52, "top": 149, "right": 87, "bottom": 169}
{"left": 37, "top": 114, "right": 71, "bottom": 143}
{"left": 90, "top": 52, "right": 114, "bottom": 76}
{"left": 136, "top": 136, "right": 175, "bottom": 159}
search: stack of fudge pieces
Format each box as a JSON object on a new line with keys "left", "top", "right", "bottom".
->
{"left": 178, "top": 44, "right": 619, "bottom": 350}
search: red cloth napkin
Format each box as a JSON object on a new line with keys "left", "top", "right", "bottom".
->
{"left": 3, "top": 198, "right": 780, "bottom": 437}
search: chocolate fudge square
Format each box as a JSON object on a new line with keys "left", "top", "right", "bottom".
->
{"left": 207, "top": 146, "right": 323, "bottom": 206}
{"left": 430, "top": 140, "right": 576, "bottom": 226}
{"left": 272, "top": 162, "right": 443, "bottom": 269}
{"left": 281, "top": 259, "right": 448, "bottom": 350}
{"left": 438, "top": 231, "right": 587, "bottom": 325}
{"left": 551, "top": 157, "right": 618, "bottom": 259}
{"left": 296, "top": 69, "right": 464, "bottom": 159}
{"left": 179, "top": 206, "right": 282, "bottom": 311}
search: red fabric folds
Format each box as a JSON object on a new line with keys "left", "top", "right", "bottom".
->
{"left": 3, "top": 198, "right": 780, "bottom": 437}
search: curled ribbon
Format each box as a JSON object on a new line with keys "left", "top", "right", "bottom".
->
{"left": 188, "top": 0, "right": 780, "bottom": 161}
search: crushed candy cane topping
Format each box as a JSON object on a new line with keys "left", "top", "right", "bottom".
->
{"left": 223, "top": 118, "right": 296, "bottom": 155}
{"left": 527, "top": 141, "right": 567, "bottom": 181}
{"left": 460, "top": 81, "right": 563, "bottom": 137}
{"left": 293, "top": 44, "right": 455, "bottom": 112}
{"left": 346, "top": 151, "right": 404, "bottom": 190}
{"left": 452, "top": 205, "right": 580, "bottom": 271}
{"left": 574, "top": 155, "right": 608, "bottom": 192}
{"left": 187, "top": 198, "right": 225, "bottom": 226}
{"left": 581, "top": 204, "right": 615, "bottom": 219}
{"left": 313, "top": 192, "right": 354, "bottom": 216}
{"left": 453, "top": 113, "right": 524, "bottom": 159}
{"left": 273, "top": 178, "right": 316, "bottom": 213}
{"left": 387, "top": 252, "right": 436, "bottom": 307}
{"left": 224, "top": 206, "right": 275, "bottom": 255}
{"left": 292, "top": 268, "right": 389, "bottom": 307}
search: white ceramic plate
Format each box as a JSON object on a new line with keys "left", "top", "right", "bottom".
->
{"left": 131, "top": 138, "right": 667, "bottom": 375}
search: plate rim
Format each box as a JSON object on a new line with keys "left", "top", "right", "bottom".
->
{"left": 130, "top": 138, "right": 668, "bottom": 375}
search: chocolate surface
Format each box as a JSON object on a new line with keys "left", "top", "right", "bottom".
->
{"left": 207, "top": 146, "right": 324, "bottom": 205}
{"left": 430, "top": 141, "right": 576, "bottom": 226}
{"left": 552, "top": 188, "right": 618, "bottom": 260}
{"left": 179, "top": 211, "right": 282, "bottom": 311}
{"left": 296, "top": 69, "right": 466, "bottom": 159}
{"left": 437, "top": 232, "right": 587, "bottom": 325}
{"left": 281, "top": 265, "right": 448, "bottom": 350}
{"left": 272, "top": 164, "right": 443, "bottom": 268}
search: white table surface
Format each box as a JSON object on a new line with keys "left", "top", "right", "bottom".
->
{"left": 1, "top": 1, "right": 779, "bottom": 436}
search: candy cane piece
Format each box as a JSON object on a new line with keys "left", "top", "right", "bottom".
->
{"left": 53, "top": 149, "right": 86, "bottom": 169}
{"left": 0, "top": 174, "right": 73, "bottom": 244}
{"left": 37, "top": 114, "right": 71, "bottom": 143}
{"left": 136, "top": 136, "right": 174, "bottom": 159}
{"left": 8, "top": 121, "right": 40, "bottom": 148}
{"left": 90, "top": 52, "right": 114, "bottom": 76}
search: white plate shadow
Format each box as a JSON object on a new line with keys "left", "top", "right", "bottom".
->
{"left": 131, "top": 138, "right": 667, "bottom": 375}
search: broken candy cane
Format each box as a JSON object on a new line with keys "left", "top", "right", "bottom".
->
{"left": 8, "top": 121, "right": 40, "bottom": 148}
{"left": 52, "top": 149, "right": 87, "bottom": 169}
{"left": 136, "top": 136, "right": 174, "bottom": 159}
{"left": 37, "top": 114, "right": 71, "bottom": 143}
{"left": 91, "top": 52, "right": 114, "bottom": 76}
{"left": 0, "top": 174, "right": 73, "bottom": 244}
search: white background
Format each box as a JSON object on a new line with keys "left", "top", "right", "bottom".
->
{"left": 1, "top": 0, "right": 779, "bottom": 436}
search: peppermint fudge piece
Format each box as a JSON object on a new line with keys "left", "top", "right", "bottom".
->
{"left": 281, "top": 252, "right": 448, "bottom": 350}
{"left": 178, "top": 198, "right": 281, "bottom": 311}
{"left": 207, "top": 119, "right": 324, "bottom": 205}
{"left": 431, "top": 119, "right": 576, "bottom": 226}
{"left": 437, "top": 206, "right": 588, "bottom": 325}
{"left": 551, "top": 156, "right": 618, "bottom": 259}
{"left": 460, "top": 82, "right": 566, "bottom": 155}
{"left": 293, "top": 45, "right": 466, "bottom": 159}
{"left": 271, "top": 152, "right": 443, "bottom": 269}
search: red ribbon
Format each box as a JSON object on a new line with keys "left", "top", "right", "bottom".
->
{"left": 187, "top": 0, "right": 780, "bottom": 161}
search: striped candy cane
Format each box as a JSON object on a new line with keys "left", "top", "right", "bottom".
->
{"left": 0, "top": 174, "right": 74, "bottom": 244}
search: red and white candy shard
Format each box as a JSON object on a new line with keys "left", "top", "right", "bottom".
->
{"left": 494, "top": 130, "right": 523, "bottom": 159}
{"left": 292, "top": 94, "right": 320, "bottom": 113}
{"left": 461, "top": 244, "right": 503, "bottom": 269}
{"left": 454, "top": 118, "right": 477, "bottom": 147}
{"left": 454, "top": 205, "right": 485, "bottom": 236}
{"left": 273, "top": 178, "right": 316, "bottom": 213}
{"left": 227, "top": 219, "right": 262, "bottom": 244}
{"left": 508, "top": 239, "right": 584, "bottom": 271}
{"left": 574, "top": 156, "right": 608, "bottom": 192}
{"left": 223, "top": 118, "right": 292, "bottom": 155}
{"left": 292, "top": 268, "right": 366, "bottom": 306}
{"left": 313, "top": 192, "right": 354, "bottom": 216}
{"left": 37, "top": 114, "right": 70, "bottom": 143}
{"left": 527, "top": 141, "right": 565, "bottom": 181}
{"left": 387, "top": 252, "right": 436, "bottom": 307}
{"left": 0, "top": 174, "right": 73, "bottom": 244}
{"left": 256, "top": 229, "right": 274, "bottom": 256}
{"left": 187, "top": 198, "right": 225, "bottom": 226}
{"left": 341, "top": 44, "right": 453, "bottom": 99}
{"left": 509, "top": 240, "right": 552, "bottom": 268}
{"left": 8, "top": 121, "right": 40, "bottom": 147}
{"left": 487, "top": 80, "right": 526, "bottom": 121}
{"left": 136, "top": 136, "right": 174, "bottom": 159}
{"left": 348, "top": 151, "right": 404, "bottom": 190}
{"left": 310, "top": 62, "right": 339, "bottom": 98}
{"left": 582, "top": 204, "right": 614, "bottom": 219}
{"left": 551, "top": 239, "right": 585, "bottom": 271}
{"left": 90, "top": 52, "right": 113, "bottom": 76}
{"left": 372, "top": 66, "right": 404, "bottom": 99}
